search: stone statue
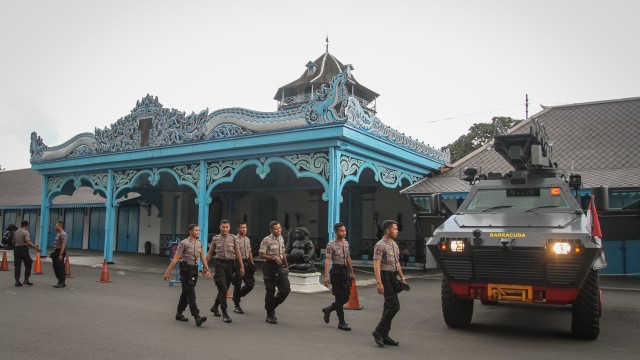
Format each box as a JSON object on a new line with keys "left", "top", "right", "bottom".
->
{"left": 287, "top": 227, "right": 316, "bottom": 273}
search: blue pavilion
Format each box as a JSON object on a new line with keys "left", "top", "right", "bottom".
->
{"left": 20, "top": 50, "right": 449, "bottom": 264}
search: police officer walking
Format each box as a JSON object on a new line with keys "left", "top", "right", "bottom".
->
{"left": 206, "top": 219, "right": 244, "bottom": 323}
{"left": 232, "top": 221, "right": 255, "bottom": 314}
{"left": 322, "top": 222, "right": 355, "bottom": 331}
{"left": 259, "top": 221, "right": 290, "bottom": 324}
{"left": 52, "top": 221, "right": 68, "bottom": 288}
{"left": 371, "top": 220, "right": 408, "bottom": 347}
{"left": 12, "top": 221, "right": 40, "bottom": 287}
{"left": 163, "top": 224, "right": 210, "bottom": 327}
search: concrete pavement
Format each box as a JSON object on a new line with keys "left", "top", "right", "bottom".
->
{"left": 1, "top": 259, "right": 639, "bottom": 360}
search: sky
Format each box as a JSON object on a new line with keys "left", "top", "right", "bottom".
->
{"left": 1, "top": 0, "right": 638, "bottom": 171}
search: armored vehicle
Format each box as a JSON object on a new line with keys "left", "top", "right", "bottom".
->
{"left": 425, "top": 119, "right": 606, "bottom": 340}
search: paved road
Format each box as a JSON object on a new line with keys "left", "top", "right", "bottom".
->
{"left": 1, "top": 264, "right": 639, "bottom": 360}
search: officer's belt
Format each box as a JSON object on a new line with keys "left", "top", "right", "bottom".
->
{"left": 380, "top": 270, "right": 398, "bottom": 278}
{"left": 216, "top": 259, "right": 235, "bottom": 264}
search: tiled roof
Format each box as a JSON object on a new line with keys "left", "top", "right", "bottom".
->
{"left": 402, "top": 97, "right": 640, "bottom": 194}
{"left": 401, "top": 174, "right": 470, "bottom": 194}
{"left": 0, "top": 169, "right": 109, "bottom": 207}
{"left": 274, "top": 50, "right": 379, "bottom": 101}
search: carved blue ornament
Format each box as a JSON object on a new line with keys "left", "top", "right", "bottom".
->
{"left": 29, "top": 69, "right": 449, "bottom": 165}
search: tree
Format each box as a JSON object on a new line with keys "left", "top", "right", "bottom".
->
{"left": 441, "top": 116, "right": 522, "bottom": 163}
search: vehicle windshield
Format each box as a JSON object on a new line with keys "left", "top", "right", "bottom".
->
{"left": 464, "top": 187, "right": 571, "bottom": 212}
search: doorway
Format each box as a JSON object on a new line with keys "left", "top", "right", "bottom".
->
{"left": 116, "top": 206, "right": 140, "bottom": 252}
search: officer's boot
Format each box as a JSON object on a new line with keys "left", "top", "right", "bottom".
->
{"left": 15, "top": 277, "right": 22, "bottom": 287}
{"left": 175, "top": 312, "right": 189, "bottom": 322}
{"left": 221, "top": 307, "right": 232, "bottom": 323}
{"left": 194, "top": 314, "right": 207, "bottom": 327}
{"left": 210, "top": 300, "right": 221, "bottom": 317}
{"left": 338, "top": 321, "right": 351, "bottom": 331}
{"left": 371, "top": 326, "right": 385, "bottom": 347}
{"left": 233, "top": 303, "right": 244, "bottom": 314}
{"left": 23, "top": 277, "right": 33, "bottom": 286}
{"left": 266, "top": 312, "right": 277, "bottom": 324}
{"left": 382, "top": 329, "right": 399, "bottom": 346}
{"left": 322, "top": 306, "right": 332, "bottom": 324}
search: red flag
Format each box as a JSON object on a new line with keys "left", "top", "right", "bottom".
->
{"left": 588, "top": 195, "right": 603, "bottom": 239}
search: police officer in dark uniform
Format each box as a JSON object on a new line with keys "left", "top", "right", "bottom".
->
{"left": 232, "top": 221, "right": 255, "bottom": 314}
{"left": 206, "top": 219, "right": 244, "bottom": 323}
{"left": 52, "top": 221, "right": 68, "bottom": 288}
{"left": 12, "top": 221, "right": 40, "bottom": 287}
{"left": 371, "top": 220, "right": 408, "bottom": 347}
{"left": 259, "top": 221, "right": 290, "bottom": 324}
{"left": 164, "top": 224, "right": 210, "bottom": 327}
{"left": 322, "top": 222, "right": 355, "bottom": 331}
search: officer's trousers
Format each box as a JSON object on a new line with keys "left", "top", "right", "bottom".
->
{"left": 263, "top": 261, "right": 290, "bottom": 316}
{"left": 177, "top": 263, "right": 200, "bottom": 316}
{"left": 233, "top": 259, "right": 255, "bottom": 305}
{"left": 13, "top": 246, "right": 32, "bottom": 281}
{"left": 328, "top": 265, "right": 351, "bottom": 322}
{"left": 51, "top": 249, "right": 66, "bottom": 285}
{"left": 213, "top": 259, "right": 234, "bottom": 310}
{"left": 377, "top": 270, "right": 400, "bottom": 334}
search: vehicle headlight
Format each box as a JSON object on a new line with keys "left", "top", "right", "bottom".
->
{"left": 438, "top": 237, "right": 470, "bottom": 253}
{"left": 552, "top": 242, "right": 572, "bottom": 255}
{"left": 450, "top": 240, "right": 465, "bottom": 252}
{"left": 547, "top": 239, "right": 583, "bottom": 255}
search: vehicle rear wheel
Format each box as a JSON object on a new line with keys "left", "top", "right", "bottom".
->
{"left": 571, "top": 269, "right": 600, "bottom": 340}
{"left": 441, "top": 278, "right": 474, "bottom": 328}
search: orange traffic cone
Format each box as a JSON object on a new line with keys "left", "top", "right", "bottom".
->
{"left": 97, "top": 259, "right": 112, "bottom": 283}
{"left": 1, "top": 251, "right": 10, "bottom": 271}
{"left": 344, "top": 280, "right": 363, "bottom": 310}
{"left": 33, "top": 253, "right": 44, "bottom": 274}
{"left": 64, "top": 256, "right": 74, "bottom": 278}
{"left": 226, "top": 288, "right": 232, "bottom": 298}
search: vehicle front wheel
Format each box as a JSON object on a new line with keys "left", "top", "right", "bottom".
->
{"left": 441, "top": 278, "right": 474, "bottom": 328}
{"left": 571, "top": 269, "right": 600, "bottom": 340}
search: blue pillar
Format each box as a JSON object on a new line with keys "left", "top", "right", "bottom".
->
{"left": 198, "top": 160, "right": 209, "bottom": 251}
{"left": 39, "top": 175, "right": 49, "bottom": 256}
{"left": 198, "top": 160, "right": 210, "bottom": 271}
{"left": 103, "top": 169, "right": 116, "bottom": 263}
{"left": 327, "top": 147, "right": 341, "bottom": 241}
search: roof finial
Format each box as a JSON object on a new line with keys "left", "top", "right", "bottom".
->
{"left": 326, "top": 33, "right": 329, "bottom": 52}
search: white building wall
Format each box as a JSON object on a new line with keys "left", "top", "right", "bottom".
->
{"left": 161, "top": 192, "right": 183, "bottom": 235}
{"left": 138, "top": 205, "right": 162, "bottom": 254}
